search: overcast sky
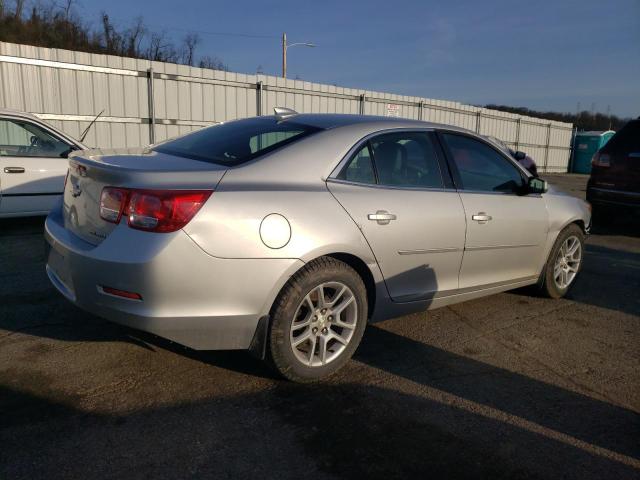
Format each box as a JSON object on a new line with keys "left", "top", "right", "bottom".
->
{"left": 77, "top": 0, "right": 640, "bottom": 117}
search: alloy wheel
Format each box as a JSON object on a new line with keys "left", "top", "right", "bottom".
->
{"left": 553, "top": 235, "right": 582, "bottom": 289}
{"left": 289, "top": 281, "right": 358, "bottom": 367}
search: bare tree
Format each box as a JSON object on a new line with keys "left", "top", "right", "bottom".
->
{"left": 182, "top": 33, "right": 199, "bottom": 66}
{"left": 198, "top": 55, "right": 227, "bottom": 71}
{"left": 147, "top": 31, "right": 177, "bottom": 62}
{"left": 125, "top": 16, "right": 146, "bottom": 57}
{"left": 62, "top": 0, "right": 73, "bottom": 21}
{"left": 14, "top": 0, "right": 25, "bottom": 18}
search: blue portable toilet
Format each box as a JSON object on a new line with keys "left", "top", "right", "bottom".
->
{"left": 572, "top": 130, "right": 615, "bottom": 174}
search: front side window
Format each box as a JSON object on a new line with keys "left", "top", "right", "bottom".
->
{"left": 0, "top": 119, "right": 70, "bottom": 158}
{"left": 154, "top": 118, "right": 322, "bottom": 166}
{"left": 442, "top": 133, "right": 524, "bottom": 193}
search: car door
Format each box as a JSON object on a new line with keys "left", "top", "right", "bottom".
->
{"left": 439, "top": 131, "right": 548, "bottom": 290}
{"left": 327, "top": 130, "right": 466, "bottom": 302}
{"left": 0, "top": 117, "right": 73, "bottom": 215}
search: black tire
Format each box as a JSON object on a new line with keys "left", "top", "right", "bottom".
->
{"left": 539, "top": 224, "right": 585, "bottom": 298}
{"left": 268, "top": 256, "right": 368, "bottom": 383}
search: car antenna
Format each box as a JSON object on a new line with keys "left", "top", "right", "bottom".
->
{"left": 79, "top": 109, "right": 105, "bottom": 143}
{"left": 274, "top": 106, "right": 298, "bottom": 121}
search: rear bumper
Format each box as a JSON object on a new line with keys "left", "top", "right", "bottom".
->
{"left": 586, "top": 186, "right": 640, "bottom": 210}
{"left": 44, "top": 207, "right": 303, "bottom": 350}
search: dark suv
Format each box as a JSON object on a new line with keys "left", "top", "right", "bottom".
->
{"left": 587, "top": 119, "right": 640, "bottom": 218}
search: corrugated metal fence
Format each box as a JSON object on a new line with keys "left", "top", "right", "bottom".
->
{"left": 0, "top": 41, "right": 573, "bottom": 172}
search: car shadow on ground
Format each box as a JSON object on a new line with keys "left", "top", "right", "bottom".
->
{"left": 2, "top": 333, "right": 639, "bottom": 480}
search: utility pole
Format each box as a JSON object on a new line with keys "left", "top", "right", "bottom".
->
{"left": 282, "top": 32, "right": 287, "bottom": 78}
{"left": 281, "top": 32, "right": 315, "bottom": 78}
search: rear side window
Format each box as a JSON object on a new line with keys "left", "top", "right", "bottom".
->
{"left": 370, "top": 132, "right": 443, "bottom": 188}
{"left": 602, "top": 120, "right": 640, "bottom": 153}
{"left": 153, "top": 118, "right": 322, "bottom": 166}
{"left": 337, "top": 131, "right": 444, "bottom": 188}
{"left": 338, "top": 144, "right": 376, "bottom": 184}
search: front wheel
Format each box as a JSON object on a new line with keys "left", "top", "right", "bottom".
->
{"left": 539, "top": 224, "right": 585, "bottom": 298}
{"left": 268, "top": 257, "right": 368, "bottom": 383}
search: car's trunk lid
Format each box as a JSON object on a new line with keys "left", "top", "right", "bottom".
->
{"left": 63, "top": 148, "right": 226, "bottom": 245}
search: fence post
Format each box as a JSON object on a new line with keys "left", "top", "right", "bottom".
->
{"left": 568, "top": 126, "right": 577, "bottom": 173}
{"left": 256, "top": 81, "right": 263, "bottom": 116}
{"left": 418, "top": 101, "right": 424, "bottom": 121}
{"left": 515, "top": 118, "right": 521, "bottom": 150}
{"left": 359, "top": 94, "right": 366, "bottom": 115}
{"left": 543, "top": 123, "right": 552, "bottom": 173}
{"left": 147, "top": 67, "right": 155, "bottom": 144}
{"left": 475, "top": 111, "right": 481, "bottom": 133}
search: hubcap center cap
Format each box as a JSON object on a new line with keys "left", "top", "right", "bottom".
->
{"left": 314, "top": 310, "right": 330, "bottom": 331}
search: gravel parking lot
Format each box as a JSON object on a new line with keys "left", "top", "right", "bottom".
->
{"left": 1, "top": 173, "right": 639, "bottom": 479}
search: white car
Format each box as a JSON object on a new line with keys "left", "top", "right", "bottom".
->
{"left": 0, "top": 109, "right": 85, "bottom": 217}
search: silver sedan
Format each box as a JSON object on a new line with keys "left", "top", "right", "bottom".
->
{"left": 45, "top": 110, "right": 591, "bottom": 382}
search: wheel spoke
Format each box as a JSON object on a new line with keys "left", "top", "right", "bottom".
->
{"left": 333, "top": 318, "right": 355, "bottom": 330}
{"left": 327, "top": 285, "right": 347, "bottom": 307}
{"left": 315, "top": 284, "right": 325, "bottom": 308}
{"left": 554, "top": 263, "right": 563, "bottom": 279}
{"left": 293, "top": 331, "right": 312, "bottom": 347}
{"left": 333, "top": 295, "right": 354, "bottom": 316}
{"left": 318, "top": 335, "right": 328, "bottom": 365}
{"left": 328, "top": 330, "right": 348, "bottom": 345}
{"left": 291, "top": 316, "right": 312, "bottom": 331}
{"left": 307, "top": 337, "right": 317, "bottom": 365}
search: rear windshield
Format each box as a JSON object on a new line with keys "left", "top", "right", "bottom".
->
{"left": 602, "top": 120, "right": 640, "bottom": 153}
{"left": 153, "top": 117, "right": 322, "bottom": 166}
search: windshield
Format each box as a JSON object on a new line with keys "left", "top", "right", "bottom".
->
{"left": 153, "top": 117, "right": 322, "bottom": 166}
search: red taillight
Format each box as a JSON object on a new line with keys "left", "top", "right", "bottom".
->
{"left": 591, "top": 152, "right": 610, "bottom": 167}
{"left": 99, "top": 187, "right": 212, "bottom": 232}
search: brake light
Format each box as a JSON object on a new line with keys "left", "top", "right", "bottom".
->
{"left": 591, "top": 152, "right": 610, "bottom": 167}
{"left": 99, "top": 187, "right": 212, "bottom": 232}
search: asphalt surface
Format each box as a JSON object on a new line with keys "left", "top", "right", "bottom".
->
{"left": 1, "top": 173, "right": 639, "bottom": 479}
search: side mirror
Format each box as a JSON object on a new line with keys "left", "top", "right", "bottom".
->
{"left": 527, "top": 176, "right": 548, "bottom": 194}
{"left": 513, "top": 151, "right": 526, "bottom": 161}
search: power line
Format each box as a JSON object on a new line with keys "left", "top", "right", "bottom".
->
{"left": 105, "top": 15, "right": 279, "bottom": 40}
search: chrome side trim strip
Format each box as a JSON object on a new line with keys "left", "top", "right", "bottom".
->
{"left": 398, "top": 247, "right": 461, "bottom": 255}
{"left": 465, "top": 244, "right": 538, "bottom": 251}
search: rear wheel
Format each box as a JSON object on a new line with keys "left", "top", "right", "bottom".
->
{"left": 539, "top": 224, "right": 585, "bottom": 298}
{"left": 268, "top": 257, "right": 367, "bottom": 383}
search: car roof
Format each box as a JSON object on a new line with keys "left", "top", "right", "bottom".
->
{"left": 0, "top": 108, "right": 42, "bottom": 122}
{"left": 266, "top": 113, "right": 472, "bottom": 134}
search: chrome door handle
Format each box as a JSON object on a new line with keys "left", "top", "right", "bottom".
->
{"left": 368, "top": 210, "right": 397, "bottom": 225}
{"left": 472, "top": 212, "right": 492, "bottom": 224}
{"left": 4, "top": 167, "right": 25, "bottom": 173}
